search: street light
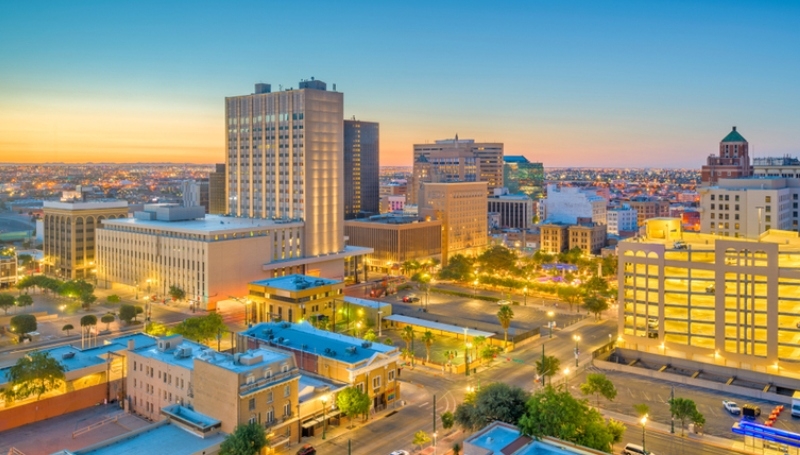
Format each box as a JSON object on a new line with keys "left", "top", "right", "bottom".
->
{"left": 573, "top": 334, "right": 581, "bottom": 368}
{"left": 523, "top": 287, "right": 527, "bottom": 306}
{"left": 563, "top": 367, "right": 570, "bottom": 387}
{"left": 464, "top": 327, "right": 470, "bottom": 377}
{"left": 548, "top": 311, "right": 555, "bottom": 338}
{"left": 473, "top": 279, "right": 478, "bottom": 297}
{"left": 433, "top": 431, "right": 438, "bottom": 455}
{"left": 321, "top": 394, "right": 329, "bottom": 440}
{"left": 377, "top": 310, "right": 383, "bottom": 337}
{"left": 641, "top": 414, "right": 648, "bottom": 453}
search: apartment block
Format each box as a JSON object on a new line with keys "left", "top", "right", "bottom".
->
{"left": 43, "top": 200, "right": 128, "bottom": 280}
{"left": 627, "top": 197, "right": 670, "bottom": 226}
{"left": 418, "top": 181, "right": 488, "bottom": 263}
{"left": 568, "top": 222, "right": 606, "bottom": 255}
{"left": 344, "top": 215, "right": 442, "bottom": 276}
{"left": 240, "top": 322, "right": 401, "bottom": 413}
{"left": 540, "top": 223, "right": 569, "bottom": 254}
{"left": 606, "top": 205, "right": 638, "bottom": 235}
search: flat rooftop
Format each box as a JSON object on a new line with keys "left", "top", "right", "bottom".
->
{"left": 628, "top": 222, "right": 800, "bottom": 253}
{"left": 196, "top": 347, "right": 293, "bottom": 374}
{"left": 383, "top": 315, "right": 495, "bottom": 338}
{"left": 343, "top": 296, "right": 391, "bottom": 310}
{"left": 242, "top": 322, "right": 398, "bottom": 364}
{"left": 298, "top": 374, "right": 346, "bottom": 404}
{"left": 63, "top": 421, "right": 226, "bottom": 455}
{"left": 250, "top": 274, "right": 341, "bottom": 292}
{"left": 101, "top": 214, "right": 302, "bottom": 235}
{"left": 132, "top": 338, "right": 211, "bottom": 370}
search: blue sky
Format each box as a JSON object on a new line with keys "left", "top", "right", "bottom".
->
{"left": 0, "top": 0, "right": 798, "bottom": 167}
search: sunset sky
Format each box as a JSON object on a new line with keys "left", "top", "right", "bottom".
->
{"left": 1, "top": 1, "right": 798, "bottom": 167}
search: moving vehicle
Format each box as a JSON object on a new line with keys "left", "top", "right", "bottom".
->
{"left": 742, "top": 404, "right": 762, "bottom": 419}
{"left": 389, "top": 451, "right": 410, "bottom": 455}
{"left": 792, "top": 391, "right": 800, "bottom": 418}
{"left": 723, "top": 400, "right": 741, "bottom": 415}
{"left": 623, "top": 443, "right": 653, "bottom": 455}
{"left": 296, "top": 445, "right": 316, "bottom": 455}
{"left": 402, "top": 295, "right": 419, "bottom": 303}
{"left": 497, "top": 299, "right": 512, "bottom": 306}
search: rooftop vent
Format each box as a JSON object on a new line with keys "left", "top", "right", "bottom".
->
{"left": 346, "top": 346, "right": 357, "bottom": 355}
{"left": 361, "top": 341, "right": 372, "bottom": 349}
{"left": 62, "top": 352, "right": 76, "bottom": 360}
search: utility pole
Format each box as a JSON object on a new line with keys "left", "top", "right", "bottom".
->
{"left": 670, "top": 386, "right": 675, "bottom": 434}
{"left": 541, "top": 344, "right": 546, "bottom": 387}
{"left": 433, "top": 394, "right": 436, "bottom": 433}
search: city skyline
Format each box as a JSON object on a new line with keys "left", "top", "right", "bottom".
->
{"left": 1, "top": 1, "right": 799, "bottom": 168}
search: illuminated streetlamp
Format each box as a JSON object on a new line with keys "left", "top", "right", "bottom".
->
{"left": 563, "top": 367, "right": 570, "bottom": 387}
{"left": 523, "top": 286, "right": 527, "bottom": 306}
{"left": 433, "top": 431, "right": 438, "bottom": 455}
{"left": 641, "top": 415, "right": 648, "bottom": 452}
{"left": 573, "top": 334, "right": 581, "bottom": 368}
{"left": 548, "top": 311, "right": 555, "bottom": 338}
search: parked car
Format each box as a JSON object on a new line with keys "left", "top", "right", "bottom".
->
{"left": 296, "top": 444, "right": 316, "bottom": 455}
{"left": 742, "top": 404, "right": 762, "bottom": 419}
{"left": 723, "top": 400, "right": 741, "bottom": 415}
{"left": 623, "top": 443, "right": 653, "bottom": 455}
{"left": 402, "top": 295, "right": 419, "bottom": 303}
{"left": 389, "top": 451, "right": 410, "bottom": 455}
{"left": 497, "top": 299, "right": 512, "bottom": 306}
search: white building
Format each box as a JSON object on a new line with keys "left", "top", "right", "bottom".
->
{"left": 487, "top": 188, "right": 535, "bottom": 230}
{"left": 698, "top": 178, "right": 798, "bottom": 238}
{"left": 539, "top": 184, "right": 607, "bottom": 225}
{"left": 753, "top": 156, "right": 800, "bottom": 178}
{"left": 606, "top": 205, "right": 638, "bottom": 235}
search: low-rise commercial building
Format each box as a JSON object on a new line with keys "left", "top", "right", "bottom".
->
{"left": 628, "top": 196, "right": 670, "bottom": 226}
{"left": 487, "top": 188, "right": 535, "bottom": 230}
{"left": 246, "top": 274, "right": 344, "bottom": 325}
{"left": 568, "top": 222, "right": 606, "bottom": 255}
{"left": 0, "top": 252, "right": 17, "bottom": 288}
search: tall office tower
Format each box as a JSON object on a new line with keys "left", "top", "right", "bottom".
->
{"left": 503, "top": 156, "right": 544, "bottom": 199}
{"left": 226, "top": 79, "right": 344, "bottom": 257}
{"left": 409, "top": 136, "right": 503, "bottom": 204}
{"left": 418, "top": 181, "right": 488, "bottom": 264}
{"left": 208, "top": 163, "right": 226, "bottom": 214}
{"left": 701, "top": 126, "right": 752, "bottom": 185}
{"left": 344, "top": 119, "right": 380, "bottom": 219}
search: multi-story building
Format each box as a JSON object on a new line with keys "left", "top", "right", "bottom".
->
{"left": 503, "top": 156, "right": 544, "bottom": 199}
{"left": 606, "top": 205, "right": 638, "bottom": 236}
{"left": 0, "top": 252, "right": 17, "bottom": 289}
{"left": 96, "top": 205, "right": 305, "bottom": 310}
{"left": 208, "top": 163, "right": 226, "bottom": 215}
{"left": 225, "top": 79, "right": 343, "bottom": 259}
{"left": 180, "top": 180, "right": 209, "bottom": 213}
{"left": 344, "top": 119, "right": 379, "bottom": 219}
{"left": 568, "top": 222, "right": 606, "bottom": 255}
{"left": 539, "top": 223, "right": 569, "bottom": 254}
{"left": 618, "top": 218, "right": 800, "bottom": 377}
{"left": 487, "top": 188, "right": 535, "bottom": 230}
{"left": 43, "top": 200, "right": 128, "bottom": 280}
{"left": 698, "top": 177, "right": 797, "bottom": 238}
{"left": 246, "top": 274, "right": 344, "bottom": 325}
{"left": 240, "top": 321, "right": 401, "bottom": 413}
{"left": 409, "top": 137, "right": 503, "bottom": 204}
{"left": 539, "top": 184, "right": 607, "bottom": 225}
{"left": 701, "top": 126, "right": 752, "bottom": 185}
{"left": 344, "top": 215, "right": 442, "bottom": 276}
{"left": 418, "top": 181, "right": 488, "bottom": 263}
{"left": 753, "top": 156, "right": 800, "bottom": 178}
{"left": 627, "top": 196, "right": 670, "bottom": 227}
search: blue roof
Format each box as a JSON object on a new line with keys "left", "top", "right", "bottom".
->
{"left": 250, "top": 274, "right": 341, "bottom": 291}
{"left": 161, "top": 404, "right": 220, "bottom": 431}
{"left": 71, "top": 421, "right": 226, "bottom": 455}
{"left": 107, "top": 333, "right": 158, "bottom": 350}
{"left": 343, "top": 296, "right": 392, "bottom": 310}
{"left": 242, "top": 321, "right": 398, "bottom": 364}
{"left": 504, "top": 155, "right": 530, "bottom": 163}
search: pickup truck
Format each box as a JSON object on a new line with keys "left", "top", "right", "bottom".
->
{"left": 723, "top": 400, "right": 741, "bottom": 415}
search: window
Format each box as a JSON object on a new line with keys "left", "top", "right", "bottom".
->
{"left": 711, "top": 213, "right": 715, "bottom": 219}
{"left": 711, "top": 203, "right": 715, "bottom": 210}
{"left": 766, "top": 216, "right": 771, "bottom": 222}
{"left": 264, "top": 369, "right": 272, "bottom": 379}
{"left": 711, "top": 195, "right": 715, "bottom": 201}
{"left": 766, "top": 206, "right": 771, "bottom": 213}
{"left": 265, "top": 408, "right": 274, "bottom": 423}
{"left": 372, "top": 376, "right": 381, "bottom": 390}
{"left": 266, "top": 391, "right": 273, "bottom": 403}
{"left": 766, "top": 196, "right": 772, "bottom": 203}
{"left": 283, "top": 402, "right": 291, "bottom": 417}
{"left": 356, "top": 382, "right": 364, "bottom": 393}
{"left": 249, "top": 398, "right": 256, "bottom": 411}
{"left": 735, "top": 195, "right": 740, "bottom": 202}
{"left": 282, "top": 364, "right": 289, "bottom": 373}
{"left": 284, "top": 385, "right": 290, "bottom": 397}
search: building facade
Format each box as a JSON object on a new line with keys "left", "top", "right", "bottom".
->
{"left": 344, "top": 119, "right": 380, "bottom": 219}
{"left": 539, "top": 184, "right": 607, "bottom": 225}
{"left": 344, "top": 215, "right": 442, "bottom": 276}
{"left": 208, "top": 163, "right": 226, "bottom": 215}
{"left": 0, "top": 253, "right": 17, "bottom": 289}
{"left": 225, "top": 80, "right": 344, "bottom": 258}
{"left": 43, "top": 200, "right": 128, "bottom": 280}
{"left": 180, "top": 180, "right": 209, "bottom": 213}
{"left": 487, "top": 189, "right": 535, "bottom": 230}
{"left": 701, "top": 126, "right": 753, "bottom": 185}
{"left": 753, "top": 156, "right": 800, "bottom": 178}
{"left": 246, "top": 274, "right": 344, "bottom": 325}
{"left": 418, "top": 181, "right": 488, "bottom": 263}
{"left": 540, "top": 223, "right": 569, "bottom": 254}
{"left": 503, "top": 155, "right": 544, "bottom": 199}
{"left": 606, "top": 205, "right": 638, "bottom": 236}
{"left": 627, "top": 197, "right": 670, "bottom": 227}
{"left": 698, "top": 177, "right": 797, "bottom": 238}
{"left": 568, "top": 222, "right": 606, "bottom": 255}
{"left": 410, "top": 137, "right": 503, "bottom": 204}
{"left": 619, "top": 219, "right": 800, "bottom": 376}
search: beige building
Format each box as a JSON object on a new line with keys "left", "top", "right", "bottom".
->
{"left": 208, "top": 163, "right": 226, "bottom": 215}
{"left": 419, "top": 181, "right": 488, "bottom": 263}
{"left": 0, "top": 253, "right": 17, "bottom": 288}
{"left": 246, "top": 274, "right": 344, "bottom": 325}
{"left": 43, "top": 200, "right": 128, "bottom": 280}
{"left": 344, "top": 215, "right": 442, "bottom": 276}
{"left": 540, "top": 223, "right": 568, "bottom": 254}
{"left": 618, "top": 218, "right": 800, "bottom": 378}
{"left": 568, "top": 222, "right": 606, "bottom": 255}
{"left": 410, "top": 137, "right": 503, "bottom": 204}
{"left": 628, "top": 197, "right": 670, "bottom": 226}
{"left": 241, "top": 322, "right": 402, "bottom": 413}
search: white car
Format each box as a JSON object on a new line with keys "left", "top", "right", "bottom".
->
{"left": 390, "top": 451, "right": 410, "bottom": 455}
{"left": 497, "top": 299, "right": 512, "bottom": 306}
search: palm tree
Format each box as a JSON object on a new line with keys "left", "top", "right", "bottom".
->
{"left": 496, "top": 305, "right": 514, "bottom": 349}
{"left": 473, "top": 335, "right": 486, "bottom": 359}
{"left": 421, "top": 330, "right": 434, "bottom": 363}
{"left": 401, "top": 261, "right": 414, "bottom": 276}
{"left": 401, "top": 326, "right": 415, "bottom": 365}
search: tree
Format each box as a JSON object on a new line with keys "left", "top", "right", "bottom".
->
{"left": 17, "top": 253, "right": 33, "bottom": 268}
{"left": 100, "top": 313, "right": 116, "bottom": 331}
{"left": 692, "top": 410, "right": 706, "bottom": 434}
{"left": 583, "top": 295, "right": 609, "bottom": 320}
{"left": 119, "top": 304, "right": 137, "bottom": 324}
{"left": 557, "top": 286, "right": 582, "bottom": 312}
{"left": 481, "top": 345, "right": 500, "bottom": 362}
{"left": 382, "top": 337, "right": 394, "bottom": 346}
{"left": 473, "top": 335, "right": 487, "bottom": 356}
{"left": 496, "top": 305, "right": 514, "bottom": 349}
{"left": 219, "top": 422, "right": 268, "bottom": 455}
{"left": 518, "top": 385, "right": 615, "bottom": 453}
{"left": 412, "top": 430, "right": 431, "bottom": 451}
{"left": 363, "top": 328, "right": 377, "bottom": 342}
{"left": 0, "top": 293, "right": 14, "bottom": 314}
{"left": 670, "top": 397, "right": 699, "bottom": 436}
{"left": 106, "top": 294, "right": 121, "bottom": 304}
{"left": 580, "top": 373, "right": 617, "bottom": 408}
{"left": 169, "top": 285, "right": 186, "bottom": 301}
{"left": 2, "top": 351, "right": 66, "bottom": 401}
{"left": 16, "top": 294, "right": 33, "bottom": 309}
{"left": 477, "top": 245, "right": 519, "bottom": 276}
{"left": 401, "top": 325, "right": 415, "bottom": 352}
{"left": 80, "top": 292, "right": 98, "bottom": 310}
{"left": 633, "top": 403, "right": 650, "bottom": 418}
{"left": 172, "top": 313, "right": 227, "bottom": 345}
{"left": 80, "top": 314, "right": 98, "bottom": 340}
{"left": 454, "top": 382, "right": 530, "bottom": 432}
{"left": 134, "top": 305, "right": 144, "bottom": 321}
{"left": 62, "top": 324, "right": 74, "bottom": 336}
{"left": 337, "top": 386, "right": 371, "bottom": 426}
{"left": 421, "top": 330, "right": 434, "bottom": 363}
{"left": 452, "top": 442, "right": 462, "bottom": 455}
{"left": 437, "top": 254, "right": 474, "bottom": 282}
{"left": 441, "top": 411, "right": 455, "bottom": 430}
{"left": 10, "top": 314, "right": 37, "bottom": 337}
{"left": 584, "top": 275, "right": 610, "bottom": 297}
{"left": 535, "top": 355, "right": 560, "bottom": 387}
{"left": 607, "top": 418, "right": 626, "bottom": 452}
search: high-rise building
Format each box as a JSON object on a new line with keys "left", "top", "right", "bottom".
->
{"left": 225, "top": 79, "right": 344, "bottom": 258}
{"left": 344, "top": 119, "right": 379, "bottom": 219}
{"left": 180, "top": 179, "right": 209, "bottom": 212}
{"left": 409, "top": 137, "right": 503, "bottom": 204}
{"left": 208, "top": 163, "right": 226, "bottom": 215}
{"left": 418, "top": 181, "right": 488, "bottom": 263}
{"left": 701, "top": 126, "right": 752, "bottom": 185}
{"left": 43, "top": 200, "right": 128, "bottom": 280}
{"left": 503, "top": 156, "right": 544, "bottom": 199}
